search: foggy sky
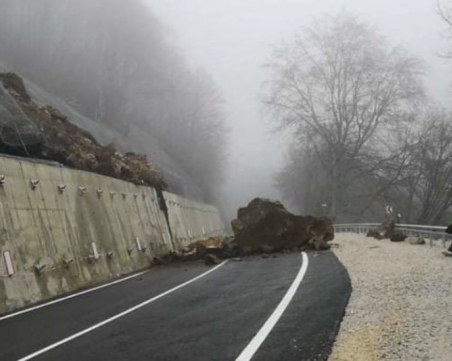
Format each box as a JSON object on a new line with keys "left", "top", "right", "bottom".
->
{"left": 145, "top": 0, "right": 451, "bottom": 218}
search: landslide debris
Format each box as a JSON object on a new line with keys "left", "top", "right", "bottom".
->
{"left": 231, "top": 198, "right": 334, "bottom": 253}
{"left": 365, "top": 221, "right": 410, "bottom": 243}
{"left": 153, "top": 199, "right": 335, "bottom": 267}
{"left": 0, "top": 72, "right": 166, "bottom": 189}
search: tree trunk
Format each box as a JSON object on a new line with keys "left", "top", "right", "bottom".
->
{"left": 330, "top": 159, "right": 338, "bottom": 221}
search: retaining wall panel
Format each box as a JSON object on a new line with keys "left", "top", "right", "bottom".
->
{"left": 0, "top": 156, "right": 224, "bottom": 315}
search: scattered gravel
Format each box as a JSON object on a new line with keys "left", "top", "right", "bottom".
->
{"left": 329, "top": 233, "right": 452, "bottom": 361}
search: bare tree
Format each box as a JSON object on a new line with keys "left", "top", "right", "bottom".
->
{"left": 436, "top": 0, "right": 452, "bottom": 58}
{"left": 264, "top": 13, "right": 424, "bottom": 219}
{"left": 409, "top": 110, "right": 452, "bottom": 224}
{"left": 275, "top": 144, "right": 329, "bottom": 215}
{"left": 438, "top": 0, "right": 452, "bottom": 28}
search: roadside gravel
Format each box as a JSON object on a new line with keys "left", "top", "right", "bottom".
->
{"left": 329, "top": 233, "right": 452, "bottom": 361}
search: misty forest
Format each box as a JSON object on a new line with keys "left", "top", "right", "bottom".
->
{"left": 1, "top": 0, "right": 452, "bottom": 225}
{"left": 0, "top": 0, "right": 227, "bottom": 204}
{"left": 270, "top": 8, "right": 452, "bottom": 225}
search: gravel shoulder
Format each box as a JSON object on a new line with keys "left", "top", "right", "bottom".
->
{"left": 329, "top": 233, "right": 452, "bottom": 361}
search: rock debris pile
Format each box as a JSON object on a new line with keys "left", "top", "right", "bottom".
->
{"left": 366, "top": 221, "right": 409, "bottom": 243}
{"left": 153, "top": 198, "right": 335, "bottom": 266}
{"left": 231, "top": 198, "right": 334, "bottom": 253}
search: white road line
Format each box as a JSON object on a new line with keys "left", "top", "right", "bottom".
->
{"left": 18, "top": 260, "right": 228, "bottom": 361}
{"left": 0, "top": 270, "right": 148, "bottom": 321}
{"left": 235, "top": 252, "right": 309, "bottom": 361}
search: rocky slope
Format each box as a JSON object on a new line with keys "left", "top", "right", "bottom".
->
{"left": 0, "top": 72, "right": 166, "bottom": 189}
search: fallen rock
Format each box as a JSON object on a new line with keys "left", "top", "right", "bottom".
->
{"left": 382, "top": 220, "right": 408, "bottom": 243}
{"left": 390, "top": 232, "right": 407, "bottom": 242}
{"left": 204, "top": 254, "right": 220, "bottom": 266}
{"left": 152, "top": 256, "right": 166, "bottom": 266}
{"left": 0, "top": 72, "right": 31, "bottom": 102}
{"left": 407, "top": 237, "right": 426, "bottom": 245}
{"left": 184, "top": 236, "right": 237, "bottom": 259}
{"left": 382, "top": 221, "right": 396, "bottom": 239}
{"left": 446, "top": 225, "right": 452, "bottom": 234}
{"left": 304, "top": 216, "right": 334, "bottom": 250}
{"left": 231, "top": 198, "right": 334, "bottom": 254}
{"left": 152, "top": 252, "right": 181, "bottom": 265}
{"left": 232, "top": 198, "right": 296, "bottom": 252}
{"left": 259, "top": 244, "right": 275, "bottom": 254}
{"left": 366, "top": 230, "right": 383, "bottom": 240}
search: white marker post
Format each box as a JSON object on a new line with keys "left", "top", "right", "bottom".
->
{"left": 3, "top": 251, "right": 14, "bottom": 276}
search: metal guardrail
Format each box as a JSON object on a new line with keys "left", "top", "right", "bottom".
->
{"left": 334, "top": 223, "right": 452, "bottom": 248}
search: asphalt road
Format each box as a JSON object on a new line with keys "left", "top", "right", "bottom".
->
{"left": 0, "top": 251, "right": 351, "bottom": 361}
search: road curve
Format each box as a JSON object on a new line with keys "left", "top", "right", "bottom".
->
{"left": 0, "top": 251, "right": 351, "bottom": 361}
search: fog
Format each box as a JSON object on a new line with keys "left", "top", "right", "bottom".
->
{"left": 0, "top": 0, "right": 451, "bottom": 222}
{"left": 146, "top": 0, "right": 452, "bottom": 218}
{"left": 0, "top": 0, "right": 228, "bottom": 203}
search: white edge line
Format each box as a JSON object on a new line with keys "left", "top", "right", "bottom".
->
{"left": 18, "top": 260, "right": 228, "bottom": 361}
{"left": 0, "top": 270, "right": 148, "bottom": 321}
{"left": 235, "top": 252, "right": 309, "bottom": 361}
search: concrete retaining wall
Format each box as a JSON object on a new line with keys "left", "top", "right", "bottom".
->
{"left": 164, "top": 191, "right": 224, "bottom": 249}
{"left": 0, "top": 155, "right": 224, "bottom": 315}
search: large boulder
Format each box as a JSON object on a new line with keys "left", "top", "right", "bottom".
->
{"left": 390, "top": 232, "right": 407, "bottom": 242}
{"left": 407, "top": 236, "right": 425, "bottom": 245}
{"left": 366, "top": 229, "right": 383, "bottom": 240}
{"left": 446, "top": 225, "right": 452, "bottom": 234}
{"left": 306, "top": 216, "right": 335, "bottom": 249}
{"left": 292, "top": 215, "right": 333, "bottom": 250}
{"left": 0, "top": 72, "right": 31, "bottom": 102}
{"left": 382, "top": 220, "right": 396, "bottom": 239}
{"left": 231, "top": 198, "right": 334, "bottom": 253}
{"left": 233, "top": 198, "right": 296, "bottom": 252}
{"left": 381, "top": 220, "right": 407, "bottom": 242}
{"left": 236, "top": 198, "right": 287, "bottom": 225}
